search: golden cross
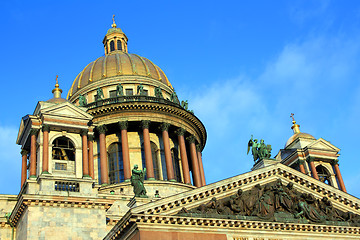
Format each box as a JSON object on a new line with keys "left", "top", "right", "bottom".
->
{"left": 290, "top": 113, "right": 295, "bottom": 121}
{"left": 112, "top": 15, "right": 115, "bottom": 25}
{"left": 55, "top": 75, "right": 58, "bottom": 84}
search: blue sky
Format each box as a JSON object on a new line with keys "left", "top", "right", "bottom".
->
{"left": 1, "top": 1, "right": 360, "bottom": 197}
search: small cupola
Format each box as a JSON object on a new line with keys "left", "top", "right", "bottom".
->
{"left": 103, "top": 15, "right": 128, "bottom": 55}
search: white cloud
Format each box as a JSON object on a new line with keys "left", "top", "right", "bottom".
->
{"left": 179, "top": 34, "right": 360, "bottom": 198}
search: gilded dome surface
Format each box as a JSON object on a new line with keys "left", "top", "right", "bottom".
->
{"left": 285, "top": 132, "right": 315, "bottom": 148}
{"left": 67, "top": 51, "right": 172, "bottom": 98}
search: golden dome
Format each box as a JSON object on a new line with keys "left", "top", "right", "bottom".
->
{"left": 67, "top": 51, "right": 172, "bottom": 98}
{"left": 285, "top": 132, "right": 315, "bottom": 148}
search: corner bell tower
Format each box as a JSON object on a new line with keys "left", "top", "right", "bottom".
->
{"left": 276, "top": 114, "right": 347, "bottom": 192}
{"left": 103, "top": 15, "right": 128, "bottom": 54}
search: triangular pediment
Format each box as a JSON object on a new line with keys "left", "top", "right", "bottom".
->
{"left": 307, "top": 138, "right": 340, "bottom": 152}
{"left": 39, "top": 102, "right": 92, "bottom": 120}
{"left": 131, "top": 163, "right": 360, "bottom": 225}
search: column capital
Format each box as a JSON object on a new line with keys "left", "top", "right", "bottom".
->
{"left": 21, "top": 149, "right": 28, "bottom": 156}
{"left": 80, "top": 129, "right": 89, "bottom": 136}
{"left": 196, "top": 144, "right": 202, "bottom": 152}
{"left": 30, "top": 128, "right": 39, "bottom": 136}
{"left": 331, "top": 159, "right": 339, "bottom": 166}
{"left": 141, "top": 120, "right": 151, "bottom": 130}
{"left": 97, "top": 125, "right": 107, "bottom": 134}
{"left": 42, "top": 124, "right": 50, "bottom": 132}
{"left": 160, "top": 123, "right": 170, "bottom": 132}
{"left": 186, "top": 135, "right": 196, "bottom": 144}
{"left": 175, "top": 127, "right": 186, "bottom": 136}
{"left": 298, "top": 159, "right": 306, "bottom": 165}
{"left": 119, "top": 121, "right": 128, "bottom": 130}
{"left": 88, "top": 135, "right": 95, "bottom": 141}
{"left": 307, "top": 156, "right": 315, "bottom": 162}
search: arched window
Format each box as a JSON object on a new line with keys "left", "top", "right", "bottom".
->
{"left": 52, "top": 137, "right": 75, "bottom": 161}
{"left": 171, "top": 147, "right": 181, "bottom": 182}
{"left": 110, "top": 40, "right": 115, "bottom": 52}
{"left": 316, "top": 165, "right": 332, "bottom": 186}
{"left": 117, "top": 40, "right": 122, "bottom": 51}
{"left": 108, "top": 143, "right": 124, "bottom": 184}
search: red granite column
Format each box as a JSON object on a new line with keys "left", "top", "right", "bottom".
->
{"left": 307, "top": 157, "right": 319, "bottom": 180}
{"left": 81, "top": 129, "right": 89, "bottom": 177}
{"left": 119, "top": 121, "right": 131, "bottom": 181}
{"left": 332, "top": 159, "right": 347, "bottom": 192}
{"left": 176, "top": 128, "right": 191, "bottom": 184}
{"left": 42, "top": 125, "right": 50, "bottom": 174}
{"left": 21, "top": 150, "right": 28, "bottom": 188}
{"left": 298, "top": 159, "right": 306, "bottom": 174}
{"left": 88, "top": 135, "right": 95, "bottom": 179}
{"left": 160, "top": 123, "right": 175, "bottom": 181}
{"left": 97, "top": 125, "right": 109, "bottom": 185}
{"left": 196, "top": 145, "right": 206, "bottom": 186}
{"left": 187, "top": 135, "right": 201, "bottom": 187}
{"left": 141, "top": 120, "right": 155, "bottom": 180}
{"left": 29, "top": 129, "right": 38, "bottom": 178}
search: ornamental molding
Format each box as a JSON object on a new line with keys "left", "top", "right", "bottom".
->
{"left": 9, "top": 194, "right": 114, "bottom": 226}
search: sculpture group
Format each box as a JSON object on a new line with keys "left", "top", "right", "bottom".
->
{"left": 247, "top": 136, "right": 272, "bottom": 162}
{"left": 178, "top": 179, "right": 360, "bottom": 226}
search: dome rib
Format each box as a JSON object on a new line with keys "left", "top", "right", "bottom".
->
{"left": 78, "top": 62, "right": 92, "bottom": 88}
{"left": 133, "top": 54, "right": 151, "bottom": 77}
{"left": 102, "top": 55, "right": 108, "bottom": 77}
{"left": 67, "top": 72, "right": 81, "bottom": 98}
{"left": 89, "top": 58, "right": 100, "bottom": 82}
{"left": 115, "top": 53, "right": 122, "bottom": 74}
{"left": 146, "top": 58, "right": 162, "bottom": 81}
{"left": 125, "top": 53, "right": 136, "bottom": 74}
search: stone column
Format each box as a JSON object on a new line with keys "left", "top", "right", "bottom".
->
{"left": 119, "top": 121, "right": 131, "bottom": 181}
{"left": 29, "top": 129, "right": 38, "bottom": 178}
{"left": 196, "top": 145, "right": 206, "bottom": 186}
{"left": 332, "top": 159, "right": 347, "bottom": 192}
{"left": 307, "top": 157, "right": 319, "bottom": 180}
{"left": 298, "top": 159, "right": 306, "bottom": 174}
{"left": 176, "top": 128, "right": 191, "bottom": 184}
{"left": 88, "top": 135, "right": 95, "bottom": 179}
{"left": 42, "top": 125, "right": 50, "bottom": 174}
{"left": 141, "top": 120, "right": 155, "bottom": 180}
{"left": 160, "top": 123, "right": 175, "bottom": 181}
{"left": 97, "top": 125, "right": 109, "bottom": 185}
{"left": 81, "top": 129, "right": 89, "bottom": 178}
{"left": 187, "top": 135, "right": 201, "bottom": 187}
{"left": 21, "top": 150, "right": 28, "bottom": 188}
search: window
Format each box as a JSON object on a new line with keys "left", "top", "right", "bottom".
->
{"left": 52, "top": 137, "right": 75, "bottom": 161}
{"left": 108, "top": 143, "right": 124, "bottom": 184}
{"left": 117, "top": 40, "right": 122, "bottom": 51}
{"left": 110, "top": 41, "right": 115, "bottom": 51}
{"left": 316, "top": 165, "right": 332, "bottom": 186}
{"left": 126, "top": 89, "right": 133, "bottom": 96}
{"left": 143, "top": 89, "right": 148, "bottom": 96}
{"left": 109, "top": 90, "right": 117, "bottom": 98}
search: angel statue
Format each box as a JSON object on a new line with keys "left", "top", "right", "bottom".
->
{"left": 247, "top": 136, "right": 272, "bottom": 162}
{"left": 247, "top": 135, "right": 259, "bottom": 162}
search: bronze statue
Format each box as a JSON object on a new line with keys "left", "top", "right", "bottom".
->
{"left": 116, "top": 83, "right": 124, "bottom": 96}
{"left": 78, "top": 94, "right": 87, "bottom": 106}
{"left": 96, "top": 88, "right": 104, "bottom": 101}
{"left": 181, "top": 100, "right": 188, "bottom": 110}
{"left": 170, "top": 91, "right": 179, "bottom": 104}
{"left": 137, "top": 84, "right": 145, "bottom": 95}
{"left": 248, "top": 136, "right": 272, "bottom": 162}
{"left": 154, "top": 87, "right": 163, "bottom": 98}
{"left": 130, "top": 164, "right": 147, "bottom": 197}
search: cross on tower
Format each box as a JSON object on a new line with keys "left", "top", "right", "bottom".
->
{"left": 290, "top": 113, "right": 295, "bottom": 122}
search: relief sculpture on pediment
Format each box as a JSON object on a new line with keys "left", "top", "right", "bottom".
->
{"left": 177, "top": 178, "right": 360, "bottom": 226}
